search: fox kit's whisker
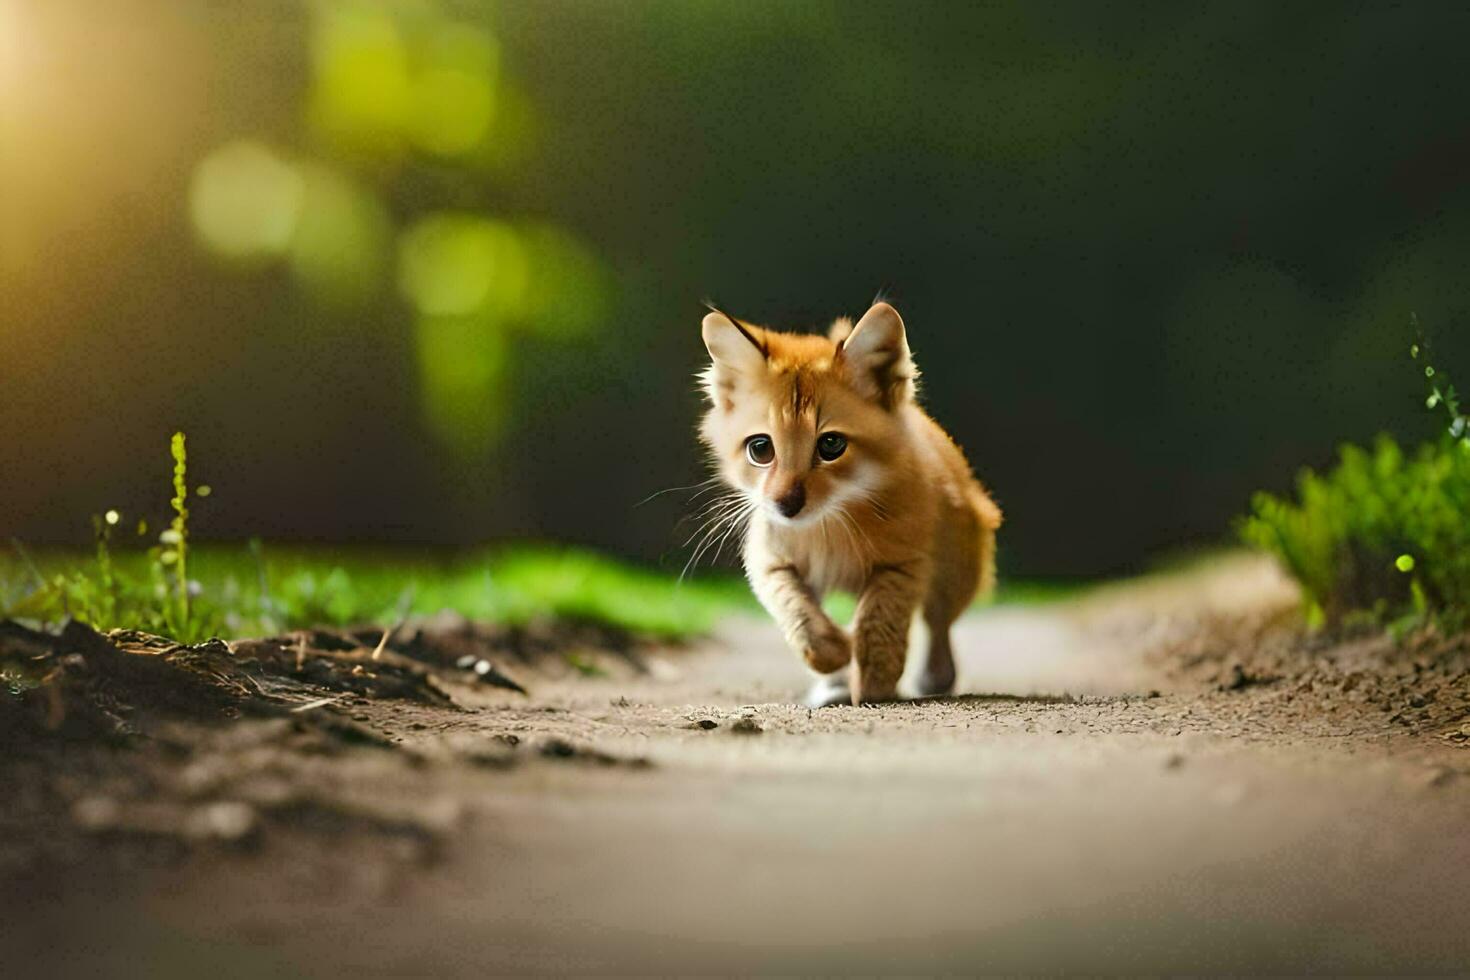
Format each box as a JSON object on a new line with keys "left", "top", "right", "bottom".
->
{"left": 856, "top": 489, "right": 893, "bottom": 523}
{"left": 679, "top": 500, "right": 744, "bottom": 551}
{"left": 678, "top": 520, "right": 724, "bottom": 581}
{"left": 696, "top": 300, "right": 1001, "bottom": 705}
{"left": 679, "top": 490, "right": 747, "bottom": 535}
{"left": 707, "top": 501, "right": 756, "bottom": 569}
{"left": 679, "top": 499, "right": 754, "bottom": 582}
{"left": 635, "top": 476, "right": 723, "bottom": 509}
{"left": 834, "top": 506, "right": 871, "bottom": 557}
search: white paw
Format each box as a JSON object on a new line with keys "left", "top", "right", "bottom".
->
{"left": 804, "top": 673, "right": 851, "bottom": 708}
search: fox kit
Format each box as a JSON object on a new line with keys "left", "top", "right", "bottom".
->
{"left": 698, "top": 301, "right": 1002, "bottom": 707}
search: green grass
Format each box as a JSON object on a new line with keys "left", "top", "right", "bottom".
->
{"left": 1, "top": 539, "right": 1090, "bottom": 645}
{"left": 1242, "top": 437, "right": 1470, "bottom": 628}
{"left": 1242, "top": 325, "right": 1470, "bottom": 629}
{"left": 1, "top": 543, "right": 752, "bottom": 643}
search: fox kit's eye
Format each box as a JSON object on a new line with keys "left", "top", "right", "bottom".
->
{"left": 816, "top": 432, "right": 847, "bottom": 462}
{"left": 745, "top": 435, "right": 775, "bottom": 466}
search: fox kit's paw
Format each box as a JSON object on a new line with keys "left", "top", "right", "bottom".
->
{"left": 804, "top": 671, "right": 851, "bottom": 708}
{"left": 912, "top": 664, "right": 957, "bottom": 698}
{"left": 851, "top": 666, "right": 902, "bottom": 705}
{"left": 801, "top": 629, "right": 851, "bottom": 674}
{"left": 851, "top": 683, "right": 901, "bottom": 705}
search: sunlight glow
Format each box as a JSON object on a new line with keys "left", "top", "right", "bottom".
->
{"left": 0, "top": 0, "right": 22, "bottom": 93}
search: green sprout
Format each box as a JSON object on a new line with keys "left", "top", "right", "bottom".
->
{"left": 92, "top": 509, "right": 120, "bottom": 627}
{"left": 1411, "top": 313, "right": 1470, "bottom": 451}
{"left": 162, "top": 431, "right": 191, "bottom": 636}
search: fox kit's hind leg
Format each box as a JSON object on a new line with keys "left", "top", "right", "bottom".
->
{"left": 916, "top": 599, "right": 961, "bottom": 697}
{"left": 915, "top": 564, "right": 973, "bottom": 697}
{"left": 915, "top": 516, "right": 994, "bottom": 697}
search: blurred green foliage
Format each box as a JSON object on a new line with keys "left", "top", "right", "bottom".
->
{"left": 11, "top": 1, "right": 1470, "bottom": 576}
{"left": 1243, "top": 336, "right": 1470, "bottom": 628}
{"left": 188, "top": 0, "right": 608, "bottom": 453}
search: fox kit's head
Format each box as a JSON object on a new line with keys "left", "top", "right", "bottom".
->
{"left": 698, "top": 301, "right": 917, "bottom": 528}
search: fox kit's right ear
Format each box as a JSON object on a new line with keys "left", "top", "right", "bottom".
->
{"left": 701, "top": 310, "right": 766, "bottom": 407}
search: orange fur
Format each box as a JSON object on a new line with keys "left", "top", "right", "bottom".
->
{"left": 698, "top": 302, "right": 1002, "bottom": 705}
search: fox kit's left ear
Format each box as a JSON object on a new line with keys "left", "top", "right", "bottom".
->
{"left": 837, "top": 302, "right": 916, "bottom": 407}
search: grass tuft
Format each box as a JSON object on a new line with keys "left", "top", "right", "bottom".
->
{"left": 1242, "top": 321, "right": 1470, "bottom": 629}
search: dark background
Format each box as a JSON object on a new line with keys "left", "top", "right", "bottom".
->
{"left": 3, "top": 0, "right": 1469, "bottom": 577}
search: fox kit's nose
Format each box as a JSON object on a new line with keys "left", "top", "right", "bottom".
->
{"left": 775, "top": 483, "right": 806, "bottom": 518}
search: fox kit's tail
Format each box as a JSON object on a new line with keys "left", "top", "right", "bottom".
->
{"left": 974, "top": 490, "right": 1003, "bottom": 597}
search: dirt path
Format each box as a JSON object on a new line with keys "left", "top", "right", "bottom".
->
{"left": 8, "top": 557, "right": 1470, "bottom": 975}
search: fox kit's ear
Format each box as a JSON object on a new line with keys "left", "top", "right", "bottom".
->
{"left": 837, "top": 302, "right": 915, "bottom": 407}
{"left": 701, "top": 310, "right": 767, "bottom": 407}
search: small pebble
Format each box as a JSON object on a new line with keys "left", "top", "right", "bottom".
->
{"left": 184, "top": 801, "right": 258, "bottom": 843}
{"left": 729, "top": 717, "right": 763, "bottom": 735}
{"left": 72, "top": 796, "right": 120, "bottom": 831}
{"left": 540, "top": 737, "right": 578, "bottom": 758}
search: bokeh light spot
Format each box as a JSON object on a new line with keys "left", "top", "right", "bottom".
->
{"left": 520, "top": 223, "right": 612, "bottom": 337}
{"left": 306, "top": 1, "right": 411, "bottom": 156}
{"left": 416, "top": 313, "right": 507, "bottom": 453}
{"left": 410, "top": 23, "right": 499, "bottom": 157}
{"left": 289, "top": 162, "right": 392, "bottom": 307}
{"left": 189, "top": 141, "right": 303, "bottom": 260}
{"left": 411, "top": 68, "right": 496, "bottom": 156}
{"left": 398, "top": 214, "right": 527, "bottom": 317}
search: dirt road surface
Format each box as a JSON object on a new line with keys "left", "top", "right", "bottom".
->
{"left": 8, "top": 557, "right": 1470, "bottom": 975}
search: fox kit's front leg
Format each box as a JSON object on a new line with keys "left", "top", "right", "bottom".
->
{"left": 850, "top": 562, "right": 926, "bottom": 704}
{"left": 748, "top": 561, "right": 850, "bottom": 674}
